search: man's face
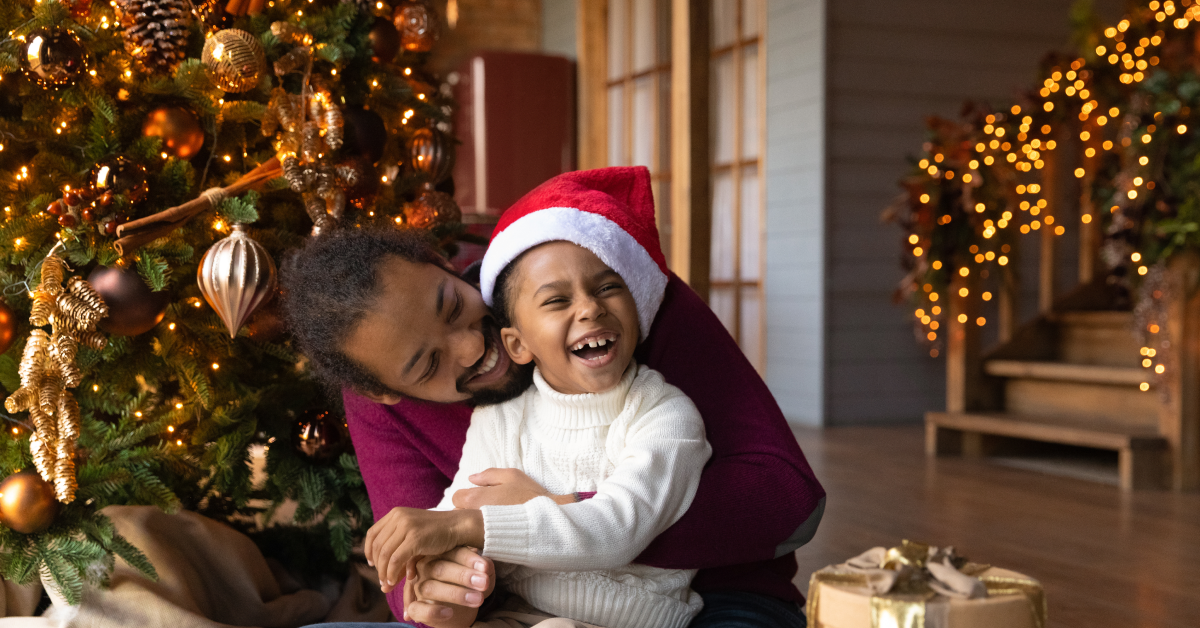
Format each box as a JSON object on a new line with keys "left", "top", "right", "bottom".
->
{"left": 341, "top": 256, "right": 528, "bottom": 404}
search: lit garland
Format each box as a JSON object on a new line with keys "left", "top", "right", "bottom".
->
{"left": 892, "top": 0, "right": 1200, "bottom": 384}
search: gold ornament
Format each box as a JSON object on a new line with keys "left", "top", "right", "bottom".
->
{"left": 197, "top": 225, "right": 278, "bottom": 338}
{"left": 201, "top": 29, "right": 266, "bottom": 93}
{"left": 4, "top": 255, "right": 107, "bottom": 504}
{"left": 262, "top": 47, "right": 353, "bottom": 235}
{"left": 0, "top": 470, "right": 59, "bottom": 533}
{"left": 405, "top": 184, "right": 461, "bottom": 229}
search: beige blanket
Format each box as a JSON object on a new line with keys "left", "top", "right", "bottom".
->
{"left": 0, "top": 506, "right": 392, "bottom": 628}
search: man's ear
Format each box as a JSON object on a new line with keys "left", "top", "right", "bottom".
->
{"left": 501, "top": 327, "right": 534, "bottom": 365}
{"left": 356, "top": 389, "right": 404, "bottom": 406}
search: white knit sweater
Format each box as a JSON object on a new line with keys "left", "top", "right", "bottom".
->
{"left": 434, "top": 363, "right": 711, "bottom": 628}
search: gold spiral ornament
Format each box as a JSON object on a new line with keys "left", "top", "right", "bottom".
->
{"left": 198, "top": 225, "right": 278, "bottom": 338}
{"left": 201, "top": 29, "right": 266, "bottom": 93}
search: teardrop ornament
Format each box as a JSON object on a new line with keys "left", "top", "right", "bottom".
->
{"left": 198, "top": 225, "right": 278, "bottom": 338}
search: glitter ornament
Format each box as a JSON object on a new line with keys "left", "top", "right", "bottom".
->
{"left": 201, "top": 29, "right": 266, "bottom": 93}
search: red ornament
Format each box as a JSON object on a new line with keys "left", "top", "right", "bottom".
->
{"left": 0, "top": 300, "right": 15, "bottom": 355}
{"left": 57, "top": 214, "right": 77, "bottom": 228}
{"left": 46, "top": 201, "right": 63, "bottom": 216}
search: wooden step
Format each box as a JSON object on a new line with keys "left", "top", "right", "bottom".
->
{"left": 1052, "top": 311, "right": 1141, "bottom": 367}
{"left": 925, "top": 411, "right": 1167, "bottom": 489}
{"left": 985, "top": 360, "right": 1150, "bottom": 385}
{"left": 1002, "top": 377, "right": 1159, "bottom": 428}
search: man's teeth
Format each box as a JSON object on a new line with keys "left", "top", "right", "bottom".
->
{"left": 572, "top": 338, "right": 610, "bottom": 351}
{"left": 477, "top": 347, "right": 499, "bottom": 376}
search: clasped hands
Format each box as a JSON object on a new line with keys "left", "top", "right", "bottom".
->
{"left": 364, "top": 468, "right": 578, "bottom": 626}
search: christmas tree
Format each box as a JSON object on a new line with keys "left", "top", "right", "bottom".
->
{"left": 0, "top": 0, "right": 463, "bottom": 603}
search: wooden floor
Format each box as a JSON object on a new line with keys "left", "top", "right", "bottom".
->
{"left": 787, "top": 425, "right": 1200, "bottom": 628}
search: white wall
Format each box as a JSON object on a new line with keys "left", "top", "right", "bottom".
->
{"left": 764, "top": 0, "right": 827, "bottom": 426}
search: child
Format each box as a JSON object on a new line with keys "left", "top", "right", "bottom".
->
{"left": 367, "top": 167, "right": 712, "bottom": 628}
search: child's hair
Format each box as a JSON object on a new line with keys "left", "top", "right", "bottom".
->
{"left": 282, "top": 228, "right": 450, "bottom": 397}
{"left": 489, "top": 251, "right": 530, "bottom": 330}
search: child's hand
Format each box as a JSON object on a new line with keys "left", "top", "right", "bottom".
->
{"left": 364, "top": 507, "right": 484, "bottom": 592}
{"left": 403, "top": 549, "right": 491, "bottom": 628}
{"left": 452, "top": 468, "right": 576, "bottom": 508}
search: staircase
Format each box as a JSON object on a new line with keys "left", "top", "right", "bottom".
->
{"left": 927, "top": 309, "right": 1168, "bottom": 490}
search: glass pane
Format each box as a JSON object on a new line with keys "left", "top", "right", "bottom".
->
{"left": 711, "top": 170, "right": 735, "bottom": 281}
{"left": 632, "top": 0, "right": 656, "bottom": 73}
{"left": 739, "top": 286, "right": 762, "bottom": 368}
{"left": 711, "top": 52, "right": 736, "bottom": 165}
{"left": 658, "top": 70, "right": 672, "bottom": 172}
{"left": 608, "top": 85, "right": 626, "bottom": 166}
{"left": 655, "top": 177, "right": 671, "bottom": 263}
{"left": 710, "top": 287, "right": 736, "bottom": 337}
{"left": 608, "top": 0, "right": 628, "bottom": 80}
{"left": 657, "top": 0, "right": 672, "bottom": 65}
{"left": 632, "top": 76, "right": 655, "bottom": 168}
{"left": 740, "top": 164, "right": 761, "bottom": 282}
{"left": 711, "top": 0, "right": 738, "bottom": 49}
{"left": 742, "top": 43, "right": 760, "bottom": 160}
{"left": 742, "top": 0, "right": 761, "bottom": 39}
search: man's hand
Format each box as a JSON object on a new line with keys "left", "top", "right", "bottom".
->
{"left": 452, "top": 468, "right": 575, "bottom": 508}
{"left": 402, "top": 547, "right": 494, "bottom": 627}
{"left": 364, "top": 507, "right": 484, "bottom": 592}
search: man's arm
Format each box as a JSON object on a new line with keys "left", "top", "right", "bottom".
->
{"left": 343, "top": 391, "right": 479, "bottom": 623}
{"left": 633, "top": 274, "right": 826, "bottom": 570}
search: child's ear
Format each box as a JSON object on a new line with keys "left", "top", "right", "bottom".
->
{"left": 501, "top": 327, "right": 534, "bottom": 365}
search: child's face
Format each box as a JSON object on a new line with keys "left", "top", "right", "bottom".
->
{"left": 500, "top": 242, "right": 640, "bottom": 395}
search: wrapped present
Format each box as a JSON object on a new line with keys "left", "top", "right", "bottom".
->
{"left": 807, "top": 540, "right": 1045, "bottom": 628}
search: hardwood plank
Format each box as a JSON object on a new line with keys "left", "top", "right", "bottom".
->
{"left": 791, "top": 425, "right": 1200, "bottom": 628}
{"left": 985, "top": 360, "right": 1149, "bottom": 386}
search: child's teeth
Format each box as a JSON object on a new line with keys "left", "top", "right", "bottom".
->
{"left": 588, "top": 340, "right": 598, "bottom": 348}
{"left": 597, "top": 339, "right": 607, "bottom": 346}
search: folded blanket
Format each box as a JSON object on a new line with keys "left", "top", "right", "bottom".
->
{"left": 0, "top": 506, "right": 391, "bottom": 628}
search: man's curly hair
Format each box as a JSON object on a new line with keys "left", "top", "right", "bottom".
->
{"left": 282, "top": 228, "right": 451, "bottom": 397}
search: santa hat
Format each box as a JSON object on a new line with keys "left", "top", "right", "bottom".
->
{"left": 480, "top": 167, "right": 669, "bottom": 339}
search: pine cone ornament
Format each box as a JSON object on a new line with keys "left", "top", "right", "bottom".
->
{"left": 114, "top": 0, "right": 192, "bottom": 74}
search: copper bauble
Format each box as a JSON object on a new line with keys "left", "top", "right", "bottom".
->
{"left": 293, "top": 410, "right": 345, "bottom": 462}
{"left": 90, "top": 156, "right": 149, "bottom": 203}
{"left": 394, "top": 0, "right": 439, "bottom": 53}
{"left": 0, "top": 300, "right": 15, "bottom": 355}
{"left": 201, "top": 29, "right": 266, "bottom": 93}
{"left": 88, "top": 265, "right": 170, "bottom": 336}
{"left": 369, "top": 17, "right": 401, "bottom": 63}
{"left": 0, "top": 470, "right": 59, "bottom": 534}
{"left": 198, "top": 224, "right": 278, "bottom": 338}
{"left": 405, "top": 183, "right": 461, "bottom": 229}
{"left": 23, "top": 28, "right": 88, "bottom": 88}
{"left": 407, "top": 127, "right": 454, "bottom": 184}
{"left": 341, "top": 156, "right": 380, "bottom": 211}
{"left": 142, "top": 106, "right": 205, "bottom": 159}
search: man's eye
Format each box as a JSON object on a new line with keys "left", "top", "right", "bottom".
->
{"left": 423, "top": 353, "right": 439, "bottom": 382}
{"left": 449, "top": 290, "right": 464, "bottom": 322}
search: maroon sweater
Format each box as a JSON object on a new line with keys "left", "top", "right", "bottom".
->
{"left": 344, "top": 273, "right": 826, "bottom": 620}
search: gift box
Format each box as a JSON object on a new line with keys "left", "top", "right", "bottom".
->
{"left": 806, "top": 541, "right": 1045, "bottom": 628}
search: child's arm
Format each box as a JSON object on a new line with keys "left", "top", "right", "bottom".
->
{"left": 479, "top": 373, "right": 711, "bottom": 572}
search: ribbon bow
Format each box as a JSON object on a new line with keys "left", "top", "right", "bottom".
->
{"left": 807, "top": 540, "right": 1046, "bottom": 628}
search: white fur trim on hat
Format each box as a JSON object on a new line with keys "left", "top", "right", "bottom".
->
{"left": 481, "top": 207, "right": 667, "bottom": 340}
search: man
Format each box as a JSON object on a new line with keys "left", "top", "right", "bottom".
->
{"left": 285, "top": 167, "right": 826, "bottom": 628}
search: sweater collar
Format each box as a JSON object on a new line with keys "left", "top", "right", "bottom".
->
{"left": 530, "top": 362, "right": 638, "bottom": 429}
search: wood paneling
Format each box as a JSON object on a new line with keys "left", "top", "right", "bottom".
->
{"left": 577, "top": 0, "right": 608, "bottom": 171}
{"left": 791, "top": 425, "right": 1200, "bottom": 627}
{"left": 668, "top": 0, "right": 710, "bottom": 296}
